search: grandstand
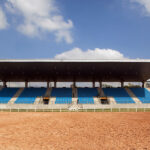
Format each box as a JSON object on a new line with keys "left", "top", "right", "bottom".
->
{"left": 0, "top": 59, "right": 149, "bottom": 110}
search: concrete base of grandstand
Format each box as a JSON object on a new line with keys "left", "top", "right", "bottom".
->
{"left": 1, "top": 103, "right": 150, "bottom": 110}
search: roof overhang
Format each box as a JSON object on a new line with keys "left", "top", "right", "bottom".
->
{"left": 0, "top": 59, "right": 150, "bottom": 82}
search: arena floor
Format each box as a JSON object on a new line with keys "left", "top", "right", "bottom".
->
{"left": 0, "top": 112, "right": 150, "bottom": 150}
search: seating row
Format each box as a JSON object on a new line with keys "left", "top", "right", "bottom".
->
{"left": 0, "top": 87, "right": 150, "bottom": 104}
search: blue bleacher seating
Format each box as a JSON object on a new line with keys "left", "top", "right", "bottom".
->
{"left": 51, "top": 88, "right": 72, "bottom": 104}
{"left": 77, "top": 88, "right": 98, "bottom": 104}
{"left": 130, "top": 88, "right": 150, "bottom": 103}
{"left": 103, "top": 88, "right": 135, "bottom": 104}
{"left": 0, "top": 88, "right": 18, "bottom": 103}
{"left": 15, "top": 88, "right": 46, "bottom": 104}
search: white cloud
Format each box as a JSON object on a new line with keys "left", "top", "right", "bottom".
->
{"left": 54, "top": 47, "right": 127, "bottom": 60}
{"left": 5, "top": 0, "right": 73, "bottom": 43}
{"left": 130, "top": 0, "right": 150, "bottom": 15}
{"left": 0, "top": 6, "right": 8, "bottom": 29}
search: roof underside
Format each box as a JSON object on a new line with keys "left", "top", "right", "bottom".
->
{"left": 0, "top": 60, "right": 150, "bottom": 82}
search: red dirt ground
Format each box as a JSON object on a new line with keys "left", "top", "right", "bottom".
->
{"left": 0, "top": 112, "right": 150, "bottom": 150}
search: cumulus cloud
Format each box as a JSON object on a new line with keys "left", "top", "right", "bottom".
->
{"left": 54, "top": 47, "right": 127, "bottom": 60}
{"left": 5, "top": 0, "right": 73, "bottom": 43}
{"left": 0, "top": 6, "right": 8, "bottom": 29}
{"left": 130, "top": 0, "right": 150, "bottom": 15}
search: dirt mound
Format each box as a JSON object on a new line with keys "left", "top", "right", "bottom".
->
{"left": 0, "top": 112, "right": 149, "bottom": 150}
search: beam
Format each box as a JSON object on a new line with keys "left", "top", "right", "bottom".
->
{"left": 73, "top": 81, "right": 76, "bottom": 88}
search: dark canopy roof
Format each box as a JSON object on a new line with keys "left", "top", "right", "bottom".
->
{"left": 0, "top": 59, "right": 150, "bottom": 82}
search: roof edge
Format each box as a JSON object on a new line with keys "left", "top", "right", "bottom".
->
{"left": 0, "top": 59, "right": 150, "bottom": 63}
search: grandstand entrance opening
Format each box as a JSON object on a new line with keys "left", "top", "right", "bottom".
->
{"left": 43, "top": 97, "right": 49, "bottom": 104}
{"left": 100, "top": 97, "right": 109, "bottom": 104}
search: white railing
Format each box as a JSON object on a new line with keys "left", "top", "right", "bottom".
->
{"left": 0, "top": 107, "right": 149, "bottom": 112}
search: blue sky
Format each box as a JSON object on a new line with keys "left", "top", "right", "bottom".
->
{"left": 0, "top": 0, "right": 150, "bottom": 59}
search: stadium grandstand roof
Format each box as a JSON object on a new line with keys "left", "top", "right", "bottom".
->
{"left": 0, "top": 59, "right": 150, "bottom": 82}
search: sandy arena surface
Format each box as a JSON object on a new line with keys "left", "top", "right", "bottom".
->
{"left": 0, "top": 112, "right": 150, "bottom": 150}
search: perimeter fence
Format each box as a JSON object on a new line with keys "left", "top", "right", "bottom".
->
{"left": 0, "top": 107, "right": 150, "bottom": 112}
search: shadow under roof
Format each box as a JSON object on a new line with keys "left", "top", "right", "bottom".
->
{"left": 0, "top": 59, "right": 150, "bottom": 82}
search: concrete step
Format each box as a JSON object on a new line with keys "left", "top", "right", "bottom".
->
{"left": 72, "top": 98, "right": 78, "bottom": 105}
{"left": 108, "top": 97, "right": 116, "bottom": 104}
{"left": 49, "top": 97, "right": 56, "bottom": 104}
{"left": 8, "top": 88, "right": 24, "bottom": 104}
{"left": 34, "top": 97, "right": 42, "bottom": 104}
{"left": 94, "top": 97, "right": 100, "bottom": 104}
{"left": 125, "top": 88, "right": 142, "bottom": 104}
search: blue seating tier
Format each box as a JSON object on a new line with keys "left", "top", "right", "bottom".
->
{"left": 15, "top": 88, "right": 46, "bottom": 104}
{"left": 130, "top": 88, "right": 150, "bottom": 103}
{"left": 55, "top": 97, "right": 72, "bottom": 104}
{"left": 77, "top": 88, "right": 98, "bottom": 104}
{"left": 78, "top": 97, "right": 94, "bottom": 104}
{"left": 51, "top": 88, "right": 72, "bottom": 104}
{"left": 103, "top": 88, "right": 135, "bottom": 104}
{"left": 0, "top": 88, "right": 18, "bottom": 103}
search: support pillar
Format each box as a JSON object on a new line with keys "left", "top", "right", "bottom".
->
{"left": 54, "top": 81, "right": 57, "bottom": 88}
{"left": 73, "top": 81, "right": 76, "bottom": 88}
{"left": 93, "top": 81, "right": 95, "bottom": 88}
{"left": 121, "top": 82, "right": 124, "bottom": 88}
{"left": 142, "top": 81, "right": 146, "bottom": 88}
{"left": 3, "top": 81, "right": 7, "bottom": 88}
{"left": 99, "top": 82, "right": 102, "bottom": 88}
{"left": 25, "top": 81, "right": 28, "bottom": 88}
{"left": 47, "top": 82, "right": 49, "bottom": 88}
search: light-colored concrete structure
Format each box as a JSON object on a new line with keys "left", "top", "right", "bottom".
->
{"left": 94, "top": 97, "right": 100, "bottom": 104}
{"left": 108, "top": 97, "right": 116, "bottom": 104}
{"left": 72, "top": 98, "right": 78, "bottom": 105}
{"left": 49, "top": 97, "right": 56, "bottom": 104}
{"left": 34, "top": 97, "right": 42, "bottom": 105}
